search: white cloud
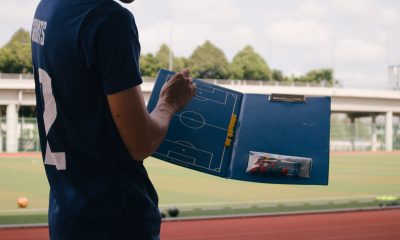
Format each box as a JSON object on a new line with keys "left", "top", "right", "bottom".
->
{"left": 0, "top": 1, "right": 36, "bottom": 21}
{"left": 332, "top": 0, "right": 400, "bottom": 26}
{"left": 134, "top": 0, "right": 244, "bottom": 59}
{"left": 139, "top": 21, "right": 256, "bottom": 61}
{"left": 0, "top": 1, "right": 37, "bottom": 46}
{"left": 333, "top": 37, "right": 389, "bottom": 88}
{"left": 139, "top": 21, "right": 210, "bottom": 57}
{"left": 0, "top": 0, "right": 399, "bottom": 89}
{"left": 226, "top": 25, "right": 256, "bottom": 50}
{"left": 138, "top": 22, "right": 172, "bottom": 54}
{"left": 379, "top": 8, "right": 400, "bottom": 26}
{"left": 336, "top": 38, "right": 385, "bottom": 64}
{"left": 332, "top": 0, "right": 377, "bottom": 16}
{"left": 267, "top": 19, "right": 332, "bottom": 48}
{"left": 336, "top": 70, "right": 388, "bottom": 89}
{"left": 296, "top": 0, "right": 328, "bottom": 19}
{"left": 167, "top": 0, "right": 241, "bottom": 23}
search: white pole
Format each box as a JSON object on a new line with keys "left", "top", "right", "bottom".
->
{"left": 0, "top": 115, "right": 3, "bottom": 153}
{"left": 6, "top": 104, "right": 18, "bottom": 152}
{"left": 371, "top": 115, "right": 377, "bottom": 152}
{"left": 330, "top": 36, "right": 336, "bottom": 88}
{"left": 386, "top": 111, "right": 393, "bottom": 152}
{"left": 371, "top": 115, "right": 378, "bottom": 152}
{"left": 168, "top": 17, "right": 173, "bottom": 71}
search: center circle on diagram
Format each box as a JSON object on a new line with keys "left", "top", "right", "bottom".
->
{"left": 180, "top": 111, "right": 206, "bottom": 129}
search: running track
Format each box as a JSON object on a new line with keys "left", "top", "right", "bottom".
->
{"left": 1, "top": 209, "right": 399, "bottom": 240}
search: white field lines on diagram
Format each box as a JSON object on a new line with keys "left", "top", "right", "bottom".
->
{"left": 159, "top": 75, "right": 240, "bottom": 173}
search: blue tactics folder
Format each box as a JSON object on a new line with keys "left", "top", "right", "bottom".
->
{"left": 147, "top": 70, "right": 331, "bottom": 185}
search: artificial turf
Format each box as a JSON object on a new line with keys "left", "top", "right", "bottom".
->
{"left": 0, "top": 153, "right": 399, "bottom": 225}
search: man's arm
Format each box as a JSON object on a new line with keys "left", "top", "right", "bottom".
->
{"left": 107, "top": 70, "right": 195, "bottom": 161}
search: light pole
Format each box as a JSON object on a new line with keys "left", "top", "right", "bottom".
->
{"left": 389, "top": 65, "right": 400, "bottom": 90}
{"left": 167, "top": 15, "right": 173, "bottom": 71}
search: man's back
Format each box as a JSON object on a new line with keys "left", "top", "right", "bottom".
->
{"left": 31, "top": 0, "right": 161, "bottom": 239}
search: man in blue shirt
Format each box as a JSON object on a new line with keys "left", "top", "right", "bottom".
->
{"left": 31, "top": 0, "right": 195, "bottom": 239}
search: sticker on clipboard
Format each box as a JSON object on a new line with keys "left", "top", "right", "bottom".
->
{"left": 246, "top": 151, "right": 312, "bottom": 178}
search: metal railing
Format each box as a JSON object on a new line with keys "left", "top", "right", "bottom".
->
{"left": 1, "top": 117, "right": 398, "bottom": 152}
{"left": 141, "top": 76, "right": 337, "bottom": 88}
{"left": 0, "top": 73, "right": 348, "bottom": 88}
{"left": 1, "top": 73, "right": 337, "bottom": 88}
{"left": 0, "top": 73, "right": 34, "bottom": 80}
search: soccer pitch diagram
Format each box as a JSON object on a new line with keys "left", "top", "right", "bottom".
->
{"left": 153, "top": 73, "right": 241, "bottom": 175}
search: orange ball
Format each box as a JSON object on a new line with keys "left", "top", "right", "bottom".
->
{"left": 17, "top": 197, "right": 28, "bottom": 208}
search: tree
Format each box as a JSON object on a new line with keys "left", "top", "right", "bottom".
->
{"left": 188, "top": 41, "right": 230, "bottom": 79}
{"left": 139, "top": 53, "right": 159, "bottom": 77}
{"left": 271, "top": 69, "right": 285, "bottom": 82}
{"left": 0, "top": 28, "right": 32, "bottom": 73}
{"left": 230, "top": 45, "right": 271, "bottom": 80}
{"left": 155, "top": 44, "right": 172, "bottom": 70}
{"left": 298, "top": 68, "right": 333, "bottom": 84}
{"left": 154, "top": 44, "right": 188, "bottom": 73}
{"left": 172, "top": 57, "right": 188, "bottom": 72}
{"left": 19, "top": 106, "right": 36, "bottom": 117}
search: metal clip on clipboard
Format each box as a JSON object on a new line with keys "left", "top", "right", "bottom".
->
{"left": 268, "top": 94, "right": 306, "bottom": 103}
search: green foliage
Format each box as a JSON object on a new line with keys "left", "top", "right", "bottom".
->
{"left": 155, "top": 43, "right": 172, "bottom": 70}
{"left": 230, "top": 45, "right": 270, "bottom": 80}
{"left": 0, "top": 27, "right": 336, "bottom": 83}
{"left": 156, "top": 44, "right": 188, "bottom": 72}
{"left": 140, "top": 53, "right": 159, "bottom": 77}
{"left": 19, "top": 106, "right": 37, "bottom": 118}
{"left": 188, "top": 41, "right": 230, "bottom": 79}
{"left": 0, "top": 28, "right": 32, "bottom": 73}
{"left": 297, "top": 68, "right": 333, "bottom": 84}
{"left": 172, "top": 57, "right": 188, "bottom": 72}
{"left": 330, "top": 114, "right": 351, "bottom": 140}
{"left": 271, "top": 69, "right": 286, "bottom": 82}
{"left": 140, "top": 44, "right": 189, "bottom": 77}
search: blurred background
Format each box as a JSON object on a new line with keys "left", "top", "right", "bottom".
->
{"left": 0, "top": 0, "right": 399, "bottom": 234}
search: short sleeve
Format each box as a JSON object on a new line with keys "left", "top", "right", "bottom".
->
{"left": 80, "top": 6, "right": 143, "bottom": 95}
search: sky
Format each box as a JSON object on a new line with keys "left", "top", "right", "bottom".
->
{"left": 1, "top": 0, "right": 400, "bottom": 89}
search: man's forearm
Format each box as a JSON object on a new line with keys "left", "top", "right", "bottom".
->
{"left": 145, "top": 101, "right": 176, "bottom": 157}
{"left": 107, "top": 69, "right": 194, "bottom": 162}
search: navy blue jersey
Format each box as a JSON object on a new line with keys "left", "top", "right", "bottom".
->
{"left": 31, "top": 0, "right": 161, "bottom": 239}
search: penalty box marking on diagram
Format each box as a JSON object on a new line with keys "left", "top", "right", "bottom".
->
{"left": 165, "top": 91, "right": 237, "bottom": 172}
{"left": 161, "top": 74, "right": 240, "bottom": 173}
{"left": 164, "top": 74, "right": 228, "bottom": 105}
{"left": 158, "top": 139, "right": 215, "bottom": 171}
{"left": 167, "top": 151, "right": 196, "bottom": 164}
{"left": 194, "top": 82, "right": 228, "bottom": 105}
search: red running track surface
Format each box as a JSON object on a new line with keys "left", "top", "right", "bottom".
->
{"left": 1, "top": 209, "right": 400, "bottom": 240}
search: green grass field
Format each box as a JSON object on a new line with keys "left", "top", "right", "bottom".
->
{"left": 0, "top": 153, "right": 399, "bottom": 223}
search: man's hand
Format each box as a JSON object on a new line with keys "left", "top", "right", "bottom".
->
{"left": 159, "top": 69, "right": 196, "bottom": 113}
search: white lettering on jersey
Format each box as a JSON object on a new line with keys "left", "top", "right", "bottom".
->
{"left": 39, "top": 68, "right": 66, "bottom": 170}
{"left": 31, "top": 18, "right": 47, "bottom": 46}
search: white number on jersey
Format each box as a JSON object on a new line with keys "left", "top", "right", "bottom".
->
{"left": 39, "top": 68, "right": 66, "bottom": 170}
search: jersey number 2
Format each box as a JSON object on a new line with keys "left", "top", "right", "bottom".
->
{"left": 39, "top": 68, "right": 66, "bottom": 170}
